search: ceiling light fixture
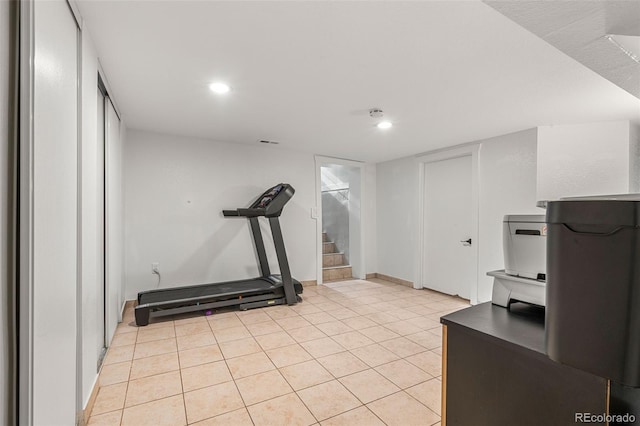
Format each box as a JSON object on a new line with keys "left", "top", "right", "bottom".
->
{"left": 209, "top": 82, "right": 231, "bottom": 94}
{"left": 370, "top": 108, "right": 392, "bottom": 129}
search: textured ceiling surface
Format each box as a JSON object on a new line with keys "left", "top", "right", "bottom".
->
{"left": 78, "top": 1, "right": 640, "bottom": 162}
{"left": 485, "top": 0, "right": 640, "bottom": 99}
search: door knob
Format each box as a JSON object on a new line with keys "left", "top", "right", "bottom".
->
{"left": 460, "top": 238, "right": 472, "bottom": 245}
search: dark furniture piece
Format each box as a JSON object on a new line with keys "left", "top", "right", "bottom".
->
{"left": 546, "top": 199, "right": 640, "bottom": 387}
{"left": 135, "top": 183, "right": 303, "bottom": 326}
{"left": 441, "top": 303, "right": 640, "bottom": 426}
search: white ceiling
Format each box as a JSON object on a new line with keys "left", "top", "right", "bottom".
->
{"left": 77, "top": 1, "right": 640, "bottom": 163}
{"left": 485, "top": 1, "right": 640, "bottom": 99}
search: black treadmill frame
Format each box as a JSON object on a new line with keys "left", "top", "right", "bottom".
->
{"left": 134, "top": 184, "right": 301, "bottom": 326}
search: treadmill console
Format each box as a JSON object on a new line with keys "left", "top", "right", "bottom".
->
{"left": 252, "top": 184, "right": 285, "bottom": 208}
{"left": 224, "top": 183, "right": 295, "bottom": 218}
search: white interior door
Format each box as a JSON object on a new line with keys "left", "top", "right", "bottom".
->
{"left": 423, "top": 155, "right": 475, "bottom": 299}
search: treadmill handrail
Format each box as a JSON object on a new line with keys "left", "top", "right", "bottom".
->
{"left": 223, "top": 208, "right": 264, "bottom": 218}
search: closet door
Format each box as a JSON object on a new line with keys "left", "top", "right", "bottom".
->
{"left": 105, "top": 97, "right": 123, "bottom": 344}
{"left": 20, "top": 0, "right": 79, "bottom": 424}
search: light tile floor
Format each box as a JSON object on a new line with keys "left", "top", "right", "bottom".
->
{"left": 87, "top": 278, "right": 470, "bottom": 426}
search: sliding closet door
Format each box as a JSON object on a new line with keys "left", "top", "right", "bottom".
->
{"left": 20, "top": 0, "right": 79, "bottom": 424}
{"left": 97, "top": 86, "right": 106, "bottom": 358}
{"left": 105, "top": 98, "right": 123, "bottom": 344}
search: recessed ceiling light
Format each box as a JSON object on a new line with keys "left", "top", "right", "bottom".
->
{"left": 209, "top": 82, "right": 230, "bottom": 94}
{"left": 377, "top": 121, "right": 393, "bottom": 129}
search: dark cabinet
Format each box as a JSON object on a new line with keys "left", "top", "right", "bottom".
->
{"left": 441, "top": 303, "right": 638, "bottom": 426}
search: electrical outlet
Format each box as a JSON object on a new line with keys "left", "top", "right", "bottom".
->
{"left": 151, "top": 263, "right": 159, "bottom": 274}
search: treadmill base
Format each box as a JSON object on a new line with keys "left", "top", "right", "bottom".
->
{"left": 135, "top": 290, "right": 299, "bottom": 326}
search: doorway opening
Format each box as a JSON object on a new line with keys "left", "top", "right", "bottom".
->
{"left": 315, "top": 157, "right": 365, "bottom": 284}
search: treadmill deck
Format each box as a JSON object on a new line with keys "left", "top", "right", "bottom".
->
{"left": 135, "top": 275, "right": 303, "bottom": 326}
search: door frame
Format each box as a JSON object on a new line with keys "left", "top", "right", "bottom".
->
{"left": 415, "top": 144, "right": 480, "bottom": 304}
{"left": 314, "top": 156, "right": 366, "bottom": 285}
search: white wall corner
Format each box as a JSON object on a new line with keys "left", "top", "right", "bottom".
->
{"left": 364, "top": 163, "right": 377, "bottom": 275}
{"left": 537, "top": 121, "right": 632, "bottom": 201}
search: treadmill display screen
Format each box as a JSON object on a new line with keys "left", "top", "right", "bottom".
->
{"left": 255, "top": 184, "right": 283, "bottom": 208}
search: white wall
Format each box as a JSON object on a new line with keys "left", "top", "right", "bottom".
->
{"left": 364, "top": 163, "right": 377, "bottom": 274}
{"left": 376, "top": 129, "right": 540, "bottom": 302}
{"left": 376, "top": 156, "right": 420, "bottom": 282}
{"left": 31, "top": 1, "right": 78, "bottom": 423}
{"left": 347, "top": 165, "right": 363, "bottom": 278}
{"left": 0, "top": 1, "right": 16, "bottom": 423}
{"left": 477, "top": 128, "right": 540, "bottom": 302}
{"left": 537, "top": 121, "right": 634, "bottom": 201}
{"left": 124, "top": 130, "right": 318, "bottom": 299}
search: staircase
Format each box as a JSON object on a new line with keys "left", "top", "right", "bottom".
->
{"left": 322, "top": 232, "right": 352, "bottom": 281}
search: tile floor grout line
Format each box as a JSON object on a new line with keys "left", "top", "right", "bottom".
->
{"left": 174, "top": 319, "right": 190, "bottom": 426}
{"left": 291, "top": 388, "right": 322, "bottom": 425}
{"left": 118, "top": 340, "right": 133, "bottom": 426}
{"left": 320, "top": 402, "right": 390, "bottom": 426}
{"left": 400, "top": 386, "right": 441, "bottom": 418}
{"left": 224, "top": 357, "right": 257, "bottom": 426}
{"left": 109, "top": 393, "right": 187, "bottom": 424}
{"left": 89, "top": 278, "right": 458, "bottom": 425}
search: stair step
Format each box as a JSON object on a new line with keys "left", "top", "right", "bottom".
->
{"left": 323, "top": 252, "right": 345, "bottom": 268}
{"left": 322, "top": 265, "right": 351, "bottom": 270}
{"left": 322, "top": 242, "right": 337, "bottom": 254}
{"left": 322, "top": 232, "right": 329, "bottom": 242}
{"left": 323, "top": 265, "right": 352, "bottom": 282}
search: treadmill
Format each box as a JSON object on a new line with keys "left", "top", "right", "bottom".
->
{"left": 134, "top": 183, "right": 303, "bottom": 326}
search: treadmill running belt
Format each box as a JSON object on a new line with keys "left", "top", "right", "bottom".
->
{"left": 138, "top": 277, "right": 278, "bottom": 305}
